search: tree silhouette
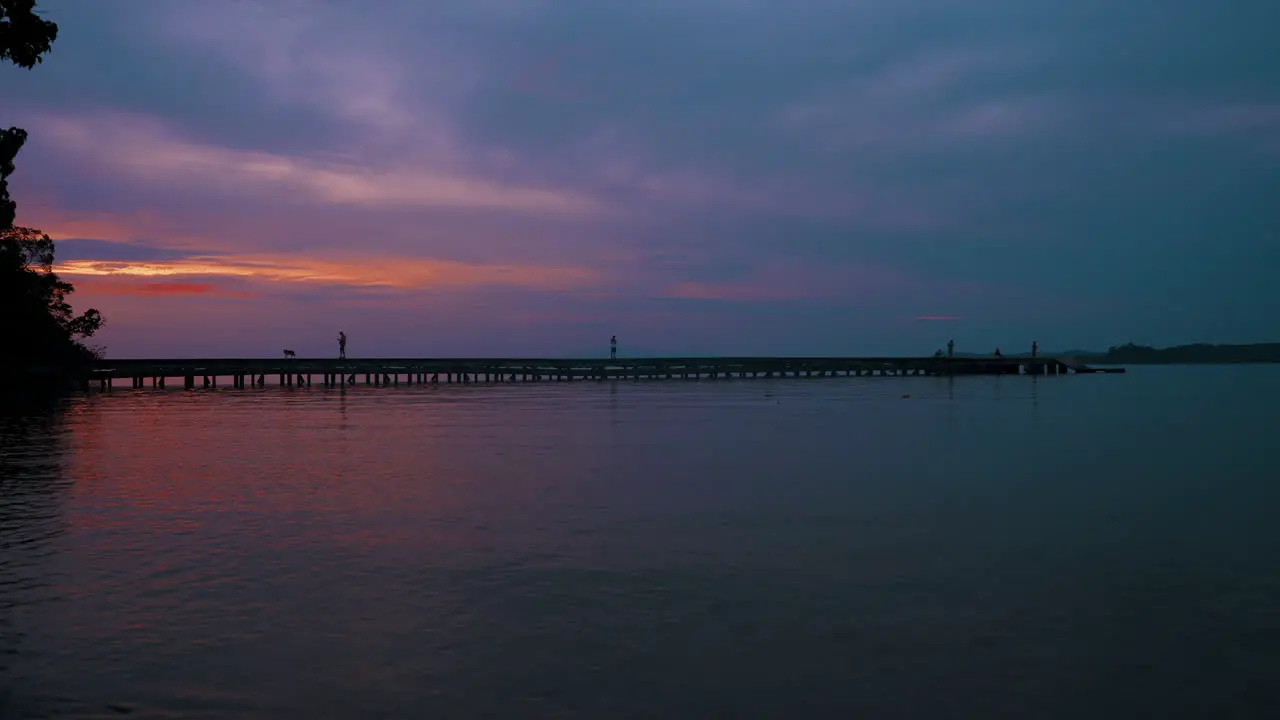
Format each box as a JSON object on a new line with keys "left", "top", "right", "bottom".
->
{"left": 0, "top": 126, "right": 23, "bottom": 229}
{"left": 2, "top": 0, "right": 104, "bottom": 373}
{"left": 0, "top": 0, "right": 58, "bottom": 69}
{"left": 1, "top": 0, "right": 56, "bottom": 226}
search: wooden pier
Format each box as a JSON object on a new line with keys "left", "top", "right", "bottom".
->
{"left": 85, "top": 356, "right": 1124, "bottom": 390}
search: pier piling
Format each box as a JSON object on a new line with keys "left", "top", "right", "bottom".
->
{"left": 87, "top": 355, "right": 1123, "bottom": 393}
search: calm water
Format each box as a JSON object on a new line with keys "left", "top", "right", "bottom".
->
{"left": 2, "top": 367, "right": 1278, "bottom": 718}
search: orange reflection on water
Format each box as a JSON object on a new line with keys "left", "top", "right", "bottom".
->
{"left": 61, "top": 388, "right": 617, "bottom": 565}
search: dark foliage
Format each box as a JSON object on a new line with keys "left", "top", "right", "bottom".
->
{"left": 1, "top": 126, "right": 23, "bottom": 229}
{"left": 1, "top": 226, "right": 104, "bottom": 367}
{"left": 1101, "top": 342, "right": 1280, "bottom": 364}
{"left": 0, "top": 0, "right": 57, "bottom": 69}
{"left": 2, "top": 0, "right": 102, "bottom": 373}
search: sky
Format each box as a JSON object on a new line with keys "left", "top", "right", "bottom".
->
{"left": 3, "top": 0, "right": 1278, "bottom": 358}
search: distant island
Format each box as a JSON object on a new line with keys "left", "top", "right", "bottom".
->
{"left": 959, "top": 343, "right": 1280, "bottom": 365}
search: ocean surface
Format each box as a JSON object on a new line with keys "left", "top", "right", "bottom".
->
{"left": 2, "top": 366, "right": 1278, "bottom": 719}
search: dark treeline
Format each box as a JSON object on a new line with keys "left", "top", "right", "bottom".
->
{"left": 1087, "top": 342, "right": 1280, "bottom": 365}
{"left": 954, "top": 342, "right": 1280, "bottom": 364}
{"left": 2, "top": 0, "right": 104, "bottom": 383}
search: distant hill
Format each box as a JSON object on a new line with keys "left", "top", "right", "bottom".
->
{"left": 954, "top": 343, "right": 1280, "bottom": 364}
{"left": 1078, "top": 342, "right": 1280, "bottom": 365}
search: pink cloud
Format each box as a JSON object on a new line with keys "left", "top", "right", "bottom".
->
{"left": 130, "top": 282, "right": 217, "bottom": 295}
{"left": 77, "top": 279, "right": 256, "bottom": 299}
{"left": 34, "top": 111, "right": 605, "bottom": 216}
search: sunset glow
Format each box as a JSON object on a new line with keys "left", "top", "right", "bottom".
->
{"left": 3, "top": 0, "right": 1275, "bottom": 356}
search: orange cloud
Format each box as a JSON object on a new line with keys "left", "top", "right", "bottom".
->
{"left": 57, "top": 253, "right": 600, "bottom": 294}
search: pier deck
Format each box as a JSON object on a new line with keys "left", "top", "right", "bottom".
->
{"left": 87, "top": 356, "right": 1124, "bottom": 390}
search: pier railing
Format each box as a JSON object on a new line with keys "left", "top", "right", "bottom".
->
{"left": 85, "top": 356, "right": 1123, "bottom": 390}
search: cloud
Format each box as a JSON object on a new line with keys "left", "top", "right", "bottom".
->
{"left": 51, "top": 237, "right": 206, "bottom": 263}
{"left": 56, "top": 253, "right": 600, "bottom": 294}
{"left": 659, "top": 261, "right": 920, "bottom": 303}
{"left": 76, "top": 279, "right": 254, "bottom": 298}
{"left": 772, "top": 48, "right": 1066, "bottom": 153}
{"left": 33, "top": 111, "right": 606, "bottom": 215}
{"left": 1162, "top": 103, "right": 1280, "bottom": 152}
{"left": 9, "top": 208, "right": 206, "bottom": 249}
{"left": 6, "top": 0, "right": 1280, "bottom": 355}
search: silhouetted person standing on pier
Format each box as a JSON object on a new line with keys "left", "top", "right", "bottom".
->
{"left": 1032, "top": 341, "right": 1038, "bottom": 357}
{"left": 610, "top": 335, "right": 617, "bottom": 360}
{"left": 338, "top": 331, "right": 347, "bottom": 360}
{"left": 947, "top": 339, "right": 954, "bottom": 358}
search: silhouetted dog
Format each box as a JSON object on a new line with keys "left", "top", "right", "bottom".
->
{"left": 283, "top": 349, "right": 296, "bottom": 358}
